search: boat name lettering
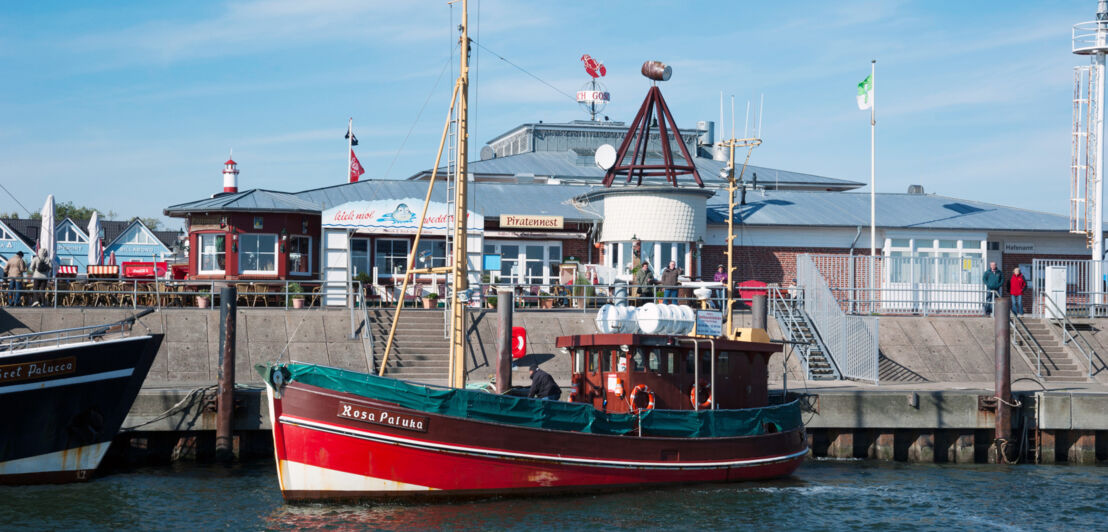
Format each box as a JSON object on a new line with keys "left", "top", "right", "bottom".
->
{"left": 338, "top": 402, "right": 428, "bottom": 432}
{"left": 0, "top": 357, "right": 77, "bottom": 384}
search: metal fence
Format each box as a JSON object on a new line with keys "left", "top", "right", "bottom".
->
{"left": 1031, "top": 258, "right": 1108, "bottom": 318}
{"left": 797, "top": 255, "right": 880, "bottom": 383}
{"left": 806, "top": 254, "right": 989, "bottom": 316}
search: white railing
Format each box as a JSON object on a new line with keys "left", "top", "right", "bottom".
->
{"left": 797, "top": 254, "right": 880, "bottom": 383}
{"left": 1031, "top": 258, "right": 1108, "bottom": 318}
{"left": 806, "top": 254, "right": 989, "bottom": 316}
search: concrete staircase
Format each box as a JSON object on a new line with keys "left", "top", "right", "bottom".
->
{"left": 369, "top": 310, "right": 450, "bottom": 381}
{"left": 770, "top": 295, "right": 839, "bottom": 380}
{"left": 1016, "top": 318, "right": 1087, "bottom": 382}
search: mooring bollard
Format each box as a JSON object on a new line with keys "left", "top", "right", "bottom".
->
{"left": 216, "top": 285, "right": 237, "bottom": 461}
{"left": 992, "top": 295, "right": 1013, "bottom": 463}
{"left": 496, "top": 289, "right": 514, "bottom": 394}
{"left": 751, "top": 294, "right": 767, "bottom": 331}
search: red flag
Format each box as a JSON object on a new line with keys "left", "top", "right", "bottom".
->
{"left": 350, "top": 149, "right": 366, "bottom": 182}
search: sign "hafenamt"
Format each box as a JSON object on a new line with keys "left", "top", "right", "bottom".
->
{"left": 499, "top": 214, "right": 563, "bottom": 230}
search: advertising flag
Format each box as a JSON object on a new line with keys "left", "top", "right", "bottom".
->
{"left": 856, "top": 74, "right": 874, "bottom": 110}
{"left": 350, "top": 149, "right": 365, "bottom": 182}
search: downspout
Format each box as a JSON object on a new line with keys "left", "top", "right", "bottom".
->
{"left": 848, "top": 226, "right": 863, "bottom": 314}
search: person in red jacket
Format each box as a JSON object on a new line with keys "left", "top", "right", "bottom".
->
{"left": 1009, "top": 267, "right": 1028, "bottom": 316}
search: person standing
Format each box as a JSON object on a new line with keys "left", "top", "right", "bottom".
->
{"left": 634, "top": 262, "right": 655, "bottom": 306}
{"left": 982, "top": 261, "right": 1004, "bottom": 316}
{"left": 1009, "top": 267, "right": 1028, "bottom": 316}
{"left": 528, "top": 364, "right": 561, "bottom": 401}
{"left": 4, "top": 251, "right": 26, "bottom": 306}
{"left": 28, "top": 249, "right": 52, "bottom": 307}
{"left": 712, "top": 264, "right": 727, "bottom": 310}
{"left": 660, "top": 260, "right": 682, "bottom": 304}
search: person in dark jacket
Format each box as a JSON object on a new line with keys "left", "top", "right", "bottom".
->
{"left": 982, "top": 261, "right": 1004, "bottom": 316}
{"left": 660, "top": 261, "right": 682, "bottom": 304}
{"left": 528, "top": 365, "right": 561, "bottom": 401}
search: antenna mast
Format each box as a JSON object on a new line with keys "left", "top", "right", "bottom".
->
{"left": 1072, "top": 0, "right": 1108, "bottom": 304}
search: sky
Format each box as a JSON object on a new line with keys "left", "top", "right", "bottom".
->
{"left": 0, "top": 0, "right": 1097, "bottom": 229}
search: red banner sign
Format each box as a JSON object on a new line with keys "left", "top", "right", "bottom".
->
{"left": 121, "top": 261, "right": 168, "bottom": 279}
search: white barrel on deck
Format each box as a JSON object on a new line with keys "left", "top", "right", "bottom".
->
{"left": 595, "top": 304, "right": 638, "bottom": 334}
{"left": 635, "top": 303, "right": 695, "bottom": 336}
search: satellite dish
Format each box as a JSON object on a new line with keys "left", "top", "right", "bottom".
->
{"left": 595, "top": 144, "right": 617, "bottom": 170}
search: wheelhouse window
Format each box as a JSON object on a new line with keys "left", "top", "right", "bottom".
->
{"left": 240, "top": 234, "right": 277, "bottom": 274}
{"left": 289, "top": 236, "right": 311, "bottom": 275}
{"left": 199, "top": 234, "right": 226, "bottom": 273}
{"left": 375, "top": 239, "right": 410, "bottom": 278}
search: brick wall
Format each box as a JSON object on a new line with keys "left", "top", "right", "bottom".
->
{"left": 700, "top": 245, "right": 874, "bottom": 284}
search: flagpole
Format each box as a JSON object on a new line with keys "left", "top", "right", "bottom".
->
{"left": 347, "top": 117, "right": 353, "bottom": 183}
{"left": 869, "top": 59, "right": 876, "bottom": 308}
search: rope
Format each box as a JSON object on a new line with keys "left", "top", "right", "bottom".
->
{"left": 470, "top": 39, "right": 576, "bottom": 101}
{"left": 995, "top": 395, "right": 1022, "bottom": 408}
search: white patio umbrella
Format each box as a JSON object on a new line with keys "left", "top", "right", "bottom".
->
{"left": 87, "top": 211, "right": 101, "bottom": 267}
{"left": 38, "top": 194, "right": 57, "bottom": 269}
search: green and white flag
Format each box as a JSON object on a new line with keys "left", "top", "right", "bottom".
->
{"left": 856, "top": 74, "right": 874, "bottom": 110}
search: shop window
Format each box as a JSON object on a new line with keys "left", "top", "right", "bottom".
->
{"left": 199, "top": 234, "right": 226, "bottom": 273}
{"left": 375, "top": 239, "right": 409, "bottom": 278}
{"left": 240, "top": 234, "right": 277, "bottom": 273}
{"left": 416, "top": 240, "right": 447, "bottom": 268}
{"left": 485, "top": 241, "right": 562, "bottom": 286}
{"left": 288, "top": 236, "right": 311, "bottom": 275}
{"left": 352, "top": 238, "right": 370, "bottom": 277}
{"left": 499, "top": 244, "right": 519, "bottom": 283}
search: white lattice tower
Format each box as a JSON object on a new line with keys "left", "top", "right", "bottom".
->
{"left": 1072, "top": 65, "right": 1098, "bottom": 244}
{"left": 1074, "top": 0, "right": 1108, "bottom": 302}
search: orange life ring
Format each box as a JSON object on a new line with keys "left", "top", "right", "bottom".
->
{"left": 690, "top": 385, "right": 712, "bottom": 409}
{"left": 628, "top": 384, "right": 655, "bottom": 414}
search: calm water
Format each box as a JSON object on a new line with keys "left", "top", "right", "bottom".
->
{"left": 1, "top": 460, "right": 1105, "bottom": 531}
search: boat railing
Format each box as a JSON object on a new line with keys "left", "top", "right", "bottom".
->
{"left": 473, "top": 282, "right": 753, "bottom": 312}
{"left": 0, "top": 308, "right": 155, "bottom": 353}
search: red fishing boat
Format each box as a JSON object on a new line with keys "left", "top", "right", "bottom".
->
{"left": 262, "top": 326, "right": 805, "bottom": 501}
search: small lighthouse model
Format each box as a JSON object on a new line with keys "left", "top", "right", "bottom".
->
{"left": 223, "top": 152, "right": 239, "bottom": 194}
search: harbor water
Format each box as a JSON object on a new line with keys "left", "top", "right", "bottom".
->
{"left": 1, "top": 460, "right": 1105, "bottom": 530}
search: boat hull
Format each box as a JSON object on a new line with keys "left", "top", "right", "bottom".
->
{"left": 0, "top": 335, "right": 162, "bottom": 484}
{"left": 269, "top": 381, "right": 807, "bottom": 501}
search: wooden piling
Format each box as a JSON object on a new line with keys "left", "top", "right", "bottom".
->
{"left": 215, "top": 286, "right": 236, "bottom": 462}
{"left": 496, "top": 289, "right": 514, "bottom": 394}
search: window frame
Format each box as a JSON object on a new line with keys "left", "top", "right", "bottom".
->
{"left": 288, "top": 235, "right": 313, "bottom": 276}
{"left": 198, "top": 233, "right": 226, "bottom": 274}
{"left": 239, "top": 233, "right": 278, "bottom": 275}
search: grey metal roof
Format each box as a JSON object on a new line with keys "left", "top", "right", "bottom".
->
{"left": 294, "top": 180, "right": 600, "bottom": 221}
{"left": 409, "top": 151, "right": 864, "bottom": 191}
{"left": 709, "top": 190, "right": 1071, "bottom": 231}
{"left": 164, "top": 189, "right": 323, "bottom": 216}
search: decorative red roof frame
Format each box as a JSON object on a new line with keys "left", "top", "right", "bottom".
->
{"left": 602, "top": 85, "right": 703, "bottom": 188}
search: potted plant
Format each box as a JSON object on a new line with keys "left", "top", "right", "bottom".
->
{"left": 288, "top": 282, "right": 305, "bottom": 309}
{"left": 196, "top": 288, "right": 210, "bottom": 309}
{"left": 539, "top": 289, "right": 554, "bottom": 309}
{"left": 486, "top": 295, "right": 498, "bottom": 309}
{"left": 423, "top": 291, "right": 439, "bottom": 309}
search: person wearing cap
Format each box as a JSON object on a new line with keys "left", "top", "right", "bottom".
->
{"left": 528, "top": 364, "right": 561, "bottom": 401}
{"left": 4, "top": 250, "right": 26, "bottom": 306}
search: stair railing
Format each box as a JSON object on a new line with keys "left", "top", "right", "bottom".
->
{"left": 769, "top": 286, "right": 841, "bottom": 380}
{"left": 1041, "top": 294, "right": 1096, "bottom": 378}
{"left": 1009, "top": 314, "right": 1045, "bottom": 378}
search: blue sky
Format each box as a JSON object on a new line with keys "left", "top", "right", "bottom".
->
{"left": 0, "top": 1, "right": 1094, "bottom": 229}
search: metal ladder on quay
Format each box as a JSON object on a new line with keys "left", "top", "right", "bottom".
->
{"left": 769, "top": 287, "right": 840, "bottom": 380}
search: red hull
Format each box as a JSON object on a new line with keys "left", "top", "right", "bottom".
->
{"left": 268, "top": 382, "right": 807, "bottom": 501}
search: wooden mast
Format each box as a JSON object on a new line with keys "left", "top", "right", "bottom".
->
{"left": 716, "top": 136, "right": 761, "bottom": 338}
{"left": 449, "top": 0, "right": 470, "bottom": 389}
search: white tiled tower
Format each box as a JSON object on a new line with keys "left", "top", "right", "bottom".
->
{"left": 223, "top": 154, "right": 239, "bottom": 194}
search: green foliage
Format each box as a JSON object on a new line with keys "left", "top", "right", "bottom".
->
{"left": 353, "top": 272, "right": 372, "bottom": 285}
{"left": 288, "top": 282, "right": 304, "bottom": 294}
{"left": 29, "top": 201, "right": 119, "bottom": 222}
{"left": 426, "top": 292, "right": 440, "bottom": 300}
{"left": 136, "top": 217, "right": 162, "bottom": 230}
